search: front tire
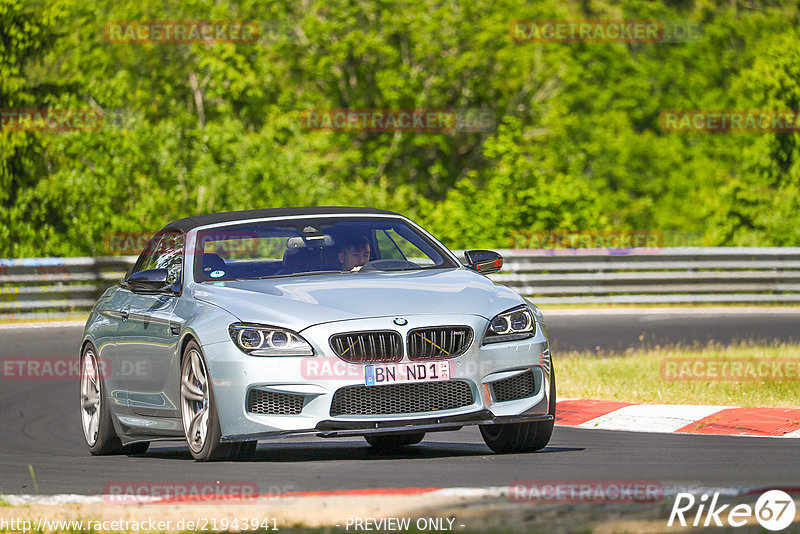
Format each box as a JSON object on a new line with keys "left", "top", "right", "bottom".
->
{"left": 180, "top": 341, "right": 231, "bottom": 462}
{"left": 480, "top": 364, "right": 556, "bottom": 453}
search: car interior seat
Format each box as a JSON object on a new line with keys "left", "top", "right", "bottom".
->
{"left": 281, "top": 247, "right": 321, "bottom": 274}
{"left": 320, "top": 246, "right": 343, "bottom": 270}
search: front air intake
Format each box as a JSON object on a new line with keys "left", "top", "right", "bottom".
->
{"left": 330, "top": 380, "right": 474, "bottom": 416}
{"left": 491, "top": 371, "right": 537, "bottom": 403}
{"left": 247, "top": 389, "right": 305, "bottom": 415}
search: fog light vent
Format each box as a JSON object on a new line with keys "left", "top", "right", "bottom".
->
{"left": 247, "top": 389, "right": 305, "bottom": 415}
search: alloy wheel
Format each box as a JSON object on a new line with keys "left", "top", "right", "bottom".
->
{"left": 181, "top": 349, "right": 210, "bottom": 454}
{"left": 80, "top": 349, "right": 101, "bottom": 446}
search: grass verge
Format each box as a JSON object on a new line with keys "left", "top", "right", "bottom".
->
{"left": 558, "top": 341, "right": 800, "bottom": 408}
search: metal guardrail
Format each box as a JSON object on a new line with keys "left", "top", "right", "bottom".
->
{"left": 487, "top": 247, "right": 800, "bottom": 305}
{"left": 2, "top": 248, "right": 800, "bottom": 319}
{"left": 0, "top": 257, "right": 137, "bottom": 320}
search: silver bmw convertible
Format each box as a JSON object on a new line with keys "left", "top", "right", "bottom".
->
{"left": 80, "top": 207, "right": 555, "bottom": 461}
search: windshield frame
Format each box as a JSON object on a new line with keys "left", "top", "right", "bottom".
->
{"left": 190, "top": 214, "right": 460, "bottom": 283}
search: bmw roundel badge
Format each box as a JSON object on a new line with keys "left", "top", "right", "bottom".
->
{"left": 393, "top": 317, "right": 408, "bottom": 326}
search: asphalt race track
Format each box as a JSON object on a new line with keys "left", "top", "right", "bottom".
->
{"left": 1, "top": 313, "right": 799, "bottom": 495}
{"left": 544, "top": 309, "right": 800, "bottom": 352}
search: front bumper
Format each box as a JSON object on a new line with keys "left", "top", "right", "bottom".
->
{"left": 201, "top": 314, "right": 553, "bottom": 441}
{"left": 227, "top": 412, "right": 554, "bottom": 441}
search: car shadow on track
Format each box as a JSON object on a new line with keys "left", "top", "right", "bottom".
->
{"left": 136, "top": 442, "right": 583, "bottom": 462}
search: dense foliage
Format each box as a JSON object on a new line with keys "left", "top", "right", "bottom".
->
{"left": 2, "top": 0, "right": 799, "bottom": 256}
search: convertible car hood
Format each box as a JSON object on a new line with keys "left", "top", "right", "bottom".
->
{"left": 190, "top": 268, "right": 523, "bottom": 329}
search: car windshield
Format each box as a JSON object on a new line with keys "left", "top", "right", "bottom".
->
{"left": 193, "top": 217, "right": 457, "bottom": 282}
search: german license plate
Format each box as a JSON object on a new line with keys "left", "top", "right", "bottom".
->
{"left": 364, "top": 361, "right": 451, "bottom": 386}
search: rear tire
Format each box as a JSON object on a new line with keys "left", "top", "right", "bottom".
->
{"left": 365, "top": 432, "right": 425, "bottom": 449}
{"left": 480, "top": 364, "right": 556, "bottom": 453}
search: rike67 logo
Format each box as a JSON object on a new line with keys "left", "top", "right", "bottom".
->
{"left": 668, "top": 490, "right": 796, "bottom": 531}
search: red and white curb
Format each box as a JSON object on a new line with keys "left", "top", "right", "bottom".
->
{"left": 3, "top": 486, "right": 797, "bottom": 505}
{"left": 556, "top": 399, "right": 800, "bottom": 438}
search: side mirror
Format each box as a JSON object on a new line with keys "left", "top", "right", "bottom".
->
{"left": 127, "top": 268, "right": 170, "bottom": 292}
{"left": 464, "top": 250, "right": 503, "bottom": 274}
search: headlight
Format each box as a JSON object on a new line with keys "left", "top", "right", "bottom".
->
{"left": 229, "top": 323, "right": 314, "bottom": 356}
{"left": 483, "top": 305, "right": 536, "bottom": 344}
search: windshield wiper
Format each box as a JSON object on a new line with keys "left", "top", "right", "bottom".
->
{"left": 361, "top": 265, "right": 433, "bottom": 272}
{"left": 253, "top": 270, "right": 344, "bottom": 280}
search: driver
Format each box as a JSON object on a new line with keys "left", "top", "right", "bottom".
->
{"left": 337, "top": 234, "right": 371, "bottom": 271}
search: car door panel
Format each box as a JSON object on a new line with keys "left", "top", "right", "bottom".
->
{"left": 115, "top": 289, "right": 180, "bottom": 417}
{"left": 113, "top": 230, "right": 186, "bottom": 420}
{"left": 85, "top": 287, "right": 128, "bottom": 409}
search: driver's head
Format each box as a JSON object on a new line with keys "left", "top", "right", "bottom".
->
{"left": 337, "top": 235, "right": 371, "bottom": 271}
